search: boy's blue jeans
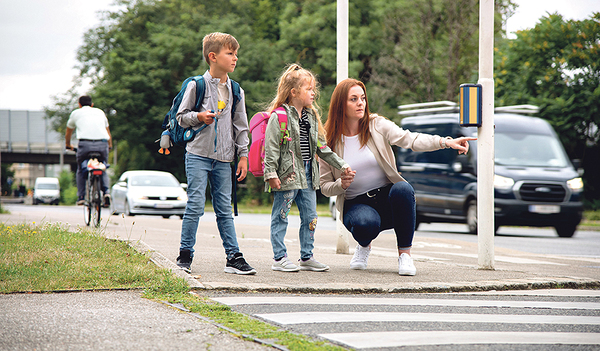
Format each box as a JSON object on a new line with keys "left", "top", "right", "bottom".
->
{"left": 270, "top": 161, "right": 317, "bottom": 261}
{"left": 179, "top": 153, "right": 239, "bottom": 260}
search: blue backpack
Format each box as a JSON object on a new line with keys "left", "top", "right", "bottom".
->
{"left": 158, "top": 75, "right": 241, "bottom": 154}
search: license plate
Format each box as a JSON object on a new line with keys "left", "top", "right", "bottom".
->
{"left": 529, "top": 205, "right": 560, "bottom": 214}
{"left": 154, "top": 203, "right": 172, "bottom": 209}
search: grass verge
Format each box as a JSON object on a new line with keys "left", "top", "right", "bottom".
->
{"left": 0, "top": 222, "right": 346, "bottom": 351}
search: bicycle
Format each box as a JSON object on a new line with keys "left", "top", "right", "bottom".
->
{"left": 68, "top": 147, "right": 108, "bottom": 227}
{"left": 83, "top": 151, "right": 107, "bottom": 227}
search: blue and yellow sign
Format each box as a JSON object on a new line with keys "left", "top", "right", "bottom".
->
{"left": 459, "top": 84, "right": 482, "bottom": 127}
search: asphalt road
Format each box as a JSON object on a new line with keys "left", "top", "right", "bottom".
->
{"left": 4, "top": 203, "right": 599, "bottom": 258}
{"left": 208, "top": 289, "right": 600, "bottom": 350}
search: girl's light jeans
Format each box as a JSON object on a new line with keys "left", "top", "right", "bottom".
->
{"left": 270, "top": 160, "right": 317, "bottom": 261}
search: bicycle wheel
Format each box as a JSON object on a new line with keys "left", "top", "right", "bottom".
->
{"left": 91, "top": 176, "right": 102, "bottom": 227}
{"left": 83, "top": 176, "right": 92, "bottom": 226}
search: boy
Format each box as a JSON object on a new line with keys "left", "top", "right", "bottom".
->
{"left": 175, "top": 32, "right": 255, "bottom": 275}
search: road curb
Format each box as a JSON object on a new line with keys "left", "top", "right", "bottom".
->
{"left": 126, "top": 239, "right": 600, "bottom": 294}
{"left": 124, "top": 239, "right": 205, "bottom": 289}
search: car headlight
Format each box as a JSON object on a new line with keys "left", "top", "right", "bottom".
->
{"left": 178, "top": 194, "right": 188, "bottom": 201}
{"left": 493, "top": 174, "right": 514, "bottom": 190}
{"left": 567, "top": 177, "right": 583, "bottom": 191}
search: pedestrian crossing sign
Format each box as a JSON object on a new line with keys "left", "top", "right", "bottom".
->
{"left": 459, "top": 84, "right": 482, "bottom": 127}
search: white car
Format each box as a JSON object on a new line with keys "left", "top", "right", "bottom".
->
{"left": 329, "top": 195, "right": 337, "bottom": 220}
{"left": 33, "top": 177, "right": 60, "bottom": 205}
{"left": 110, "top": 170, "right": 188, "bottom": 219}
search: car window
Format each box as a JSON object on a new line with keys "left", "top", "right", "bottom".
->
{"left": 398, "top": 123, "right": 455, "bottom": 165}
{"left": 495, "top": 132, "right": 570, "bottom": 167}
{"left": 36, "top": 183, "right": 58, "bottom": 190}
{"left": 130, "top": 174, "right": 180, "bottom": 187}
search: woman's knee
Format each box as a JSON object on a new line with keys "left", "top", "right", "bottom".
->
{"left": 344, "top": 205, "right": 381, "bottom": 235}
{"left": 390, "top": 182, "right": 415, "bottom": 203}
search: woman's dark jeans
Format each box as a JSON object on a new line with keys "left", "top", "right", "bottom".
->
{"left": 343, "top": 181, "right": 416, "bottom": 249}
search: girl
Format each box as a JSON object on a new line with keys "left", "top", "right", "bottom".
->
{"left": 263, "top": 64, "right": 353, "bottom": 272}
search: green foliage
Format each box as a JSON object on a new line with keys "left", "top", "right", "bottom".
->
{"left": 1, "top": 163, "right": 15, "bottom": 196}
{"left": 495, "top": 12, "right": 600, "bottom": 207}
{"left": 58, "top": 170, "right": 78, "bottom": 205}
{"left": 45, "top": 0, "right": 513, "bottom": 201}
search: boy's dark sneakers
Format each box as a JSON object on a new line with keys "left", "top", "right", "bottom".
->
{"left": 224, "top": 252, "right": 257, "bottom": 275}
{"left": 176, "top": 249, "right": 192, "bottom": 273}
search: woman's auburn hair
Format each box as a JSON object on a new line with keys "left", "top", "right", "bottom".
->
{"left": 325, "top": 78, "right": 371, "bottom": 152}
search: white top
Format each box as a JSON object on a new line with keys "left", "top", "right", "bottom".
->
{"left": 342, "top": 134, "right": 390, "bottom": 199}
{"left": 66, "top": 106, "right": 110, "bottom": 140}
{"left": 217, "top": 82, "right": 229, "bottom": 113}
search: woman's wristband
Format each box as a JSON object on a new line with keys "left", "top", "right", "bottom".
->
{"left": 441, "top": 136, "right": 452, "bottom": 149}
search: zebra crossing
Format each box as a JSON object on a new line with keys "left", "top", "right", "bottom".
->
{"left": 212, "top": 289, "right": 600, "bottom": 349}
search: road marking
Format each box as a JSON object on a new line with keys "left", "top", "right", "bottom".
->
{"left": 212, "top": 296, "right": 600, "bottom": 310}
{"left": 459, "top": 289, "right": 600, "bottom": 297}
{"left": 319, "top": 331, "right": 600, "bottom": 348}
{"left": 255, "top": 311, "right": 600, "bottom": 325}
{"left": 426, "top": 252, "right": 566, "bottom": 265}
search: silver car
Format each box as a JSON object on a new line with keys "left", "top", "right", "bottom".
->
{"left": 110, "top": 170, "right": 188, "bottom": 219}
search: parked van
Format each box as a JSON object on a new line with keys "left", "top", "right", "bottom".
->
{"left": 396, "top": 102, "right": 584, "bottom": 237}
{"left": 33, "top": 177, "right": 60, "bottom": 205}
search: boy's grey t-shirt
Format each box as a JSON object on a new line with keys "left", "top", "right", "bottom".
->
{"left": 175, "top": 72, "right": 249, "bottom": 162}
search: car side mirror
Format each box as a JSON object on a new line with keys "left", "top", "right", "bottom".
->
{"left": 571, "top": 159, "right": 584, "bottom": 176}
{"left": 117, "top": 181, "right": 127, "bottom": 187}
{"left": 180, "top": 183, "right": 188, "bottom": 190}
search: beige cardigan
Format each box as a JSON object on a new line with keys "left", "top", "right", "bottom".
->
{"left": 319, "top": 114, "right": 444, "bottom": 215}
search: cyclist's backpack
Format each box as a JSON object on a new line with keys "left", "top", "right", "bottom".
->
{"left": 158, "top": 76, "right": 241, "bottom": 155}
{"left": 248, "top": 107, "right": 289, "bottom": 177}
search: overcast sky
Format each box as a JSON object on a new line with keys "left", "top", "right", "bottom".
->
{"left": 1, "top": 0, "right": 599, "bottom": 111}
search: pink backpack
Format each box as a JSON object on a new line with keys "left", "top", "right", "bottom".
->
{"left": 248, "top": 107, "right": 289, "bottom": 177}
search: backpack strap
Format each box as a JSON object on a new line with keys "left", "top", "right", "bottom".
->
{"left": 193, "top": 76, "right": 205, "bottom": 111}
{"left": 230, "top": 80, "right": 241, "bottom": 114}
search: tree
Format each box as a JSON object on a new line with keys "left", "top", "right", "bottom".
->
{"left": 45, "top": 0, "right": 498, "bottom": 205}
{"left": 368, "top": 0, "right": 512, "bottom": 119}
{"left": 495, "top": 13, "right": 600, "bottom": 208}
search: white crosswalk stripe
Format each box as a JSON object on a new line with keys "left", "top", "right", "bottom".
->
{"left": 212, "top": 290, "right": 600, "bottom": 349}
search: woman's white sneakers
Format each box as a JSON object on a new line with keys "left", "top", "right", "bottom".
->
{"left": 398, "top": 253, "right": 417, "bottom": 276}
{"left": 350, "top": 244, "right": 371, "bottom": 270}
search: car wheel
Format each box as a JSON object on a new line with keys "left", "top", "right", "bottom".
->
{"left": 467, "top": 199, "right": 477, "bottom": 234}
{"left": 179, "top": 214, "right": 184, "bottom": 219}
{"left": 162, "top": 215, "right": 170, "bottom": 219}
{"left": 555, "top": 221, "right": 578, "bottom": 238}
{"left": 125, "top": 200, "right": 134, "bottom": 216}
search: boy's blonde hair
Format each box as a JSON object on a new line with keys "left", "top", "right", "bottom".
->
{"left": 267, "top": 63, "right": 325, "bottom": 136}
{"left": 202, "top": 32, "right": 239, "bottom": 65}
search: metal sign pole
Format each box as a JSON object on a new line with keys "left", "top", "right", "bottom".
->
{"left": 335, "top": 0, "right": 350, "bottom": 254}
{"left": 477, "top": 0, "right": 495, "bottom": 269}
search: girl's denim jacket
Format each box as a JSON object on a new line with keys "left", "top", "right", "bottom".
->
{"left": 263, "top": 104, "right": 348, "bottom": 191}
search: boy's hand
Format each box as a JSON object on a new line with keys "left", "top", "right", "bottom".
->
{"left": 236, "top": 157, "right": 248, "bottom": 181}
{"left": 268, "top": 177, "right": 281, "bottom": 190}
{"left": 197, "top": 110, "right": 217, "bottom": 125}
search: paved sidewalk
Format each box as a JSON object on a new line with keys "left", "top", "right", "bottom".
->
{"left": 2, "top": 204, "right": 598, "bottom": 293}
{"left": 1, "top": 204, "right": 599, "bottom": 351}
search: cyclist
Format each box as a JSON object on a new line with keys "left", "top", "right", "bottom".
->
{"left": 65, "top": 95, "right": 112, "bottom": 206}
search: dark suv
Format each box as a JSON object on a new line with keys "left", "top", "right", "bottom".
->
{"left": 396, "top": 103, "right": 584, "bottom": 237}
